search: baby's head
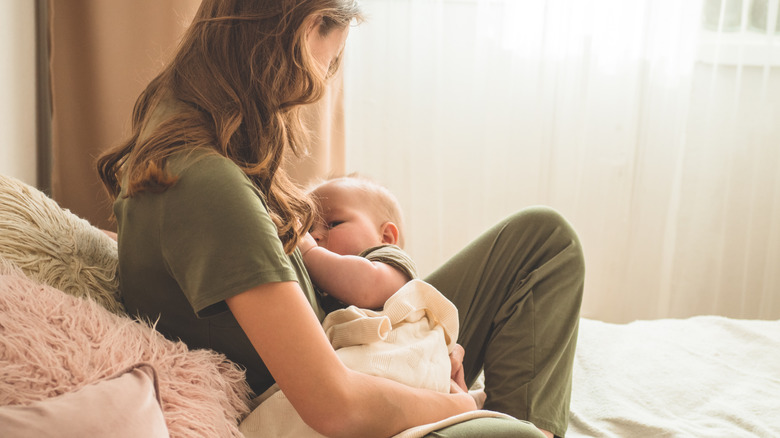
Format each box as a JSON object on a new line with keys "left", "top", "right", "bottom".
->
{"left": 308, "top": 175, "right": 404, "bottom": 256}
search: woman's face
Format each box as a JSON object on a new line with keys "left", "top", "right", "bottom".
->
{"left": 307, "top": 22, "right": 350, "bottom": 78}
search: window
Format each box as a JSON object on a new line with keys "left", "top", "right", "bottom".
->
{"left": 699, "top": 0, "right": 780, "bottom": 65}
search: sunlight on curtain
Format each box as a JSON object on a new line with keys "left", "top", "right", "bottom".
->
{"left": 342, "top": 0, "right": 780, "bottom": 322}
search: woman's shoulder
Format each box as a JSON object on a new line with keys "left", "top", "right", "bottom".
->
{"left": 170, "top": 149, "right": 249, "bottom": 187}
{"left": 160, "top": 149, "right": 268, "bottom": 212}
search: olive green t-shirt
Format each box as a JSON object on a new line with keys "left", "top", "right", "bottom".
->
{"left": 114, "top": 149, "right": 322, "bottom": 396}
{"left": 359, "top": 244, "right": 418, "bottom": 281}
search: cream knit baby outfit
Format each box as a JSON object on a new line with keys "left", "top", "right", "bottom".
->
{"left": 239, "top": 279, "right": 511, "bottom": 438}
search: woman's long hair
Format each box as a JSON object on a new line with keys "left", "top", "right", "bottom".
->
{"left": 97, "top": 0, "right": 362, "bottom": 254}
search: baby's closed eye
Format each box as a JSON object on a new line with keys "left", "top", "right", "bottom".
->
{"left": 310, "top": 220, "right": 328, "bottom": 233}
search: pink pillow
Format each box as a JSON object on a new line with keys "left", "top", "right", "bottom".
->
{"left": 0, "top": 261, "right": 251, "bottom": 437}
{"left": 0, "top": 363, "right": 168, "bottom": 438}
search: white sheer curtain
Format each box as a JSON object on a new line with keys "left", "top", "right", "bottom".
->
{"left": 342, "top": 0, "right": 780, "bottom": 322}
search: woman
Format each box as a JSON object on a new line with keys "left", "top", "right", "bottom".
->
{"left": 97, "top": 1, "right": 583, "bottom": 437}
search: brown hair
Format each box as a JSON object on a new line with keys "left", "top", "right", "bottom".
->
{"left": 96, "top": 0, "right": 362, "bottom": 254}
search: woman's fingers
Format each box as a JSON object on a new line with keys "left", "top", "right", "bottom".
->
{"left": 449, "top": 344, "right": 467, "bottom": 391}
{"left": 449, "top": 379, "right": 465, "bottom": 394}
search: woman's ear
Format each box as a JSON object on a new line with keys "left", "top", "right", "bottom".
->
{"left": 379, "top": 222, "right": 400, "bottom": 246}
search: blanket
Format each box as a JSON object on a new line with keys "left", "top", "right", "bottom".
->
{"left": 569, "top": 316, "right": 780, "bottom": 438}
{"left": 239, "top": 280, "right": 511, "bottom": 438}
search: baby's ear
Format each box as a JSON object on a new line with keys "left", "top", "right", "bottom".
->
{"left": 379, "top": 222, "right": 400, "bottom": 246}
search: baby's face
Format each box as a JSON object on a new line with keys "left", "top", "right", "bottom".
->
{"left": 309, "top": 183, "right": 385, "bottom": 256}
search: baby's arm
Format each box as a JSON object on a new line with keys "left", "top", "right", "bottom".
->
{"left": 298, "top": 233, "right": 410, "bottom": 309}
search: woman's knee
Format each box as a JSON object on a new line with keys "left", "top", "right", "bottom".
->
{"left": 504, "top": 206, "right": 573, "bottom": 234}
{"left": 503, "top": 206, "right": 580, "bottom": 244}
{"left": 501, "top": 206, "right": 585, "bottom": 277}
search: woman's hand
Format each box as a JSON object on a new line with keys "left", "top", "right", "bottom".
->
{"left": 449, "top": 345, "right": 487, "bottom": 410}
{"left": 449, "top": 379, "right": 478, "bottom": 412}
{"left": 449, "top": 343, "right": 468, "bottom": 392}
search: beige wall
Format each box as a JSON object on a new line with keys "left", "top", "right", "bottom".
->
{"left": 0, "top": 1, "right": 37, "bottom": 186}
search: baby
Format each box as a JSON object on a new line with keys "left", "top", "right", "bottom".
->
{"left": 299, "top": 175, "right": 483, "bottom": 400}
{"left": 299, "top": 175, "right": 417, "bottom": 312}
{"left": 246, "top": 178, "right": 493, "bottom": 435}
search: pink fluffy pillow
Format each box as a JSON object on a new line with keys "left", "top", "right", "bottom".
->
{"left": 0, "top": 261, "right": 251, "bottom": 438}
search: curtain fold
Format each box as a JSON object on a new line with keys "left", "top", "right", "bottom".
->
{"left": 342, "top": 0, "right": 780, "bottom": 322}
{"left": 287, "top": 68, "right": 347, "bottom": 188}
{"left": 36, "top": 0, "right": 53, "bottom": 195}
{"left": 50, "top": 0, "right": 202, "bottom": 230}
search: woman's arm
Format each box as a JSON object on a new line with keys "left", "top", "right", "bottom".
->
{"left": 226, "top": 280, "right": 476, "bottom": 438}
{"left": 299, "top": 233, "right": 408, "bottom": 309}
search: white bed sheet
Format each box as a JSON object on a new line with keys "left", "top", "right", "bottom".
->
{"left": 569, "top": 316, "right": 780, "bottom": 438}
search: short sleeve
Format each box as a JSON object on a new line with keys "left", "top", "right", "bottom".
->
{"left": 359, "top": 245, "right": 419, "bottom": 280}
{"left": 160, "top": 153, "right": 297, "bottom": 316}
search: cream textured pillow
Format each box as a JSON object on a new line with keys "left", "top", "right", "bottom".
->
{"left": 0, "top": 174, "right": 122, "bottom": 313}
{"left": 0, "top": 260, "right": 252, "bottom": 438}
{"left": 0, "top": 363, "right": 169, "bottom": 438}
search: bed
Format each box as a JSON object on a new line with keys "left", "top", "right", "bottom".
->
{"left": 1, "top": 172, "right": 779, "bottom": 437}
{"left": 569, "top": 316, "right": 780, "bottom": 437}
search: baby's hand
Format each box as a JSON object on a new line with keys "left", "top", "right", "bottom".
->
{"left": 298, "top": 232, "right": 317, "bottom": 257}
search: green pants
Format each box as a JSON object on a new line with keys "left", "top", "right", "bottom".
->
{"left": 423, "top": 207, "right": 585, "bottom": 438}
